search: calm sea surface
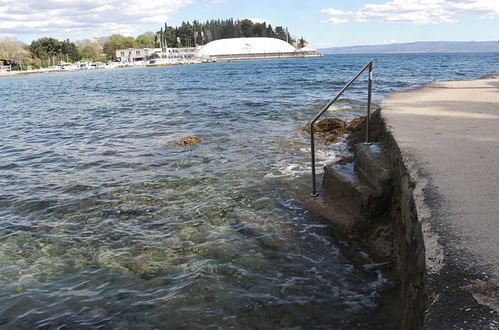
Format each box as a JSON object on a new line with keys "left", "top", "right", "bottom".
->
{"left": 1, "top": 53, "right": 498, "bottom": 328}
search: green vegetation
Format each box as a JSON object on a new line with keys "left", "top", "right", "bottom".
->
{"left": 136, "top": 32, "right": 157, "bottom": 48}
{"left": 76, "top": 39, "right": 102, "bottom": 60}
{"left": 0, "top": 18, "right": 306, "bottom": 69}
{"left": 157, "top": 19, "right": 304, "bottom": 48}
{"left": 0, "top": 37, "right": 33, "bottom": 69}
{"left": 29, "top": 37, "right": 80, "bottom": 66}
{"left": 102, "top": 34, "right": 139, "bottom": 60}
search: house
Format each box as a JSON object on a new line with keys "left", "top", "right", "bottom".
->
{"left": 115, "top": 48, "right": 162, "bottom": 62}
{"left": 115, "top": 47, "right": 199, "bottom": 62}
{"left": 0, "top": 57, "right": 13, "bottom": 71}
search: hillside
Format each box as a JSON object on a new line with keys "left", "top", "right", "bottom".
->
{"left": 319, "top": 41, "right": 499, "bottom": 54}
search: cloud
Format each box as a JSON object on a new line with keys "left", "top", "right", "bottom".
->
{"left": 327, "top": 17, "right": 348, "bottom": 24}
{"left": 321, "top": 8, "right": 350, "bottom": 16}
{"left": 243, "top": 18, "right": 270, "bottom": 24}
{"left": 0, "top": 0, "right": 194, "bottom": 39}
{"left": 322, "top": 0, "right": 499, "bottom": 25}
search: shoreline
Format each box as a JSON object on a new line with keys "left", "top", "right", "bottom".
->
{"left": 0, "top": 54, "right": 322, "bottom": 79}
{"left": 382, "top": 76, "right": 499, "bottom": 328}
{"left": 306, "top": 74, "right": 499, "bottom": 329}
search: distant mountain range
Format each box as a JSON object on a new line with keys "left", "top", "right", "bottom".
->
{"left": 318, "top": 41, "right": 499, "bottom": 54}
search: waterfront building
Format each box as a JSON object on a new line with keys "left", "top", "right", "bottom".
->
{"left": 116, "top": 47, "right": 199, "bottom": 62}
{"left": 0, "top": 57, "right": 13, "bottom": 71}
{"left": 115, "top": 48, "right": 162, "bottom": 62}
{"left": 196, "top": 37, "right": 322, "bottom": 61}
{"left": 117, "top": 38, "right": 321, "bottom": 64}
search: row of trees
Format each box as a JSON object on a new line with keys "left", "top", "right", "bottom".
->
{"left": 0, "top": 38, "right": 33, "bottom": 67}
{"left": 1, "top": 19, "right": 306, "bottom": 68}
{"left": 0, "top": 32, "right": 158, "bottom": 68}
{"left": 157, "top": 19, "right": 306, "bottom": 49}
{"left": 29, "top": 38, "right": 80, "bottom": 65}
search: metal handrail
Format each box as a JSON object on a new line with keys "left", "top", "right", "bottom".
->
{"left": 310, "top": 60, "right": 373, "bottom": 197}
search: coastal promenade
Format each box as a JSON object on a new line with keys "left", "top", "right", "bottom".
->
{"left": 382, "top": 77, "right": 499, "bottom": 328}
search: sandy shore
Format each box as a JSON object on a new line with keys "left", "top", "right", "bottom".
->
{"left": 382, "top": 77, "right": 499, "bottom": 328}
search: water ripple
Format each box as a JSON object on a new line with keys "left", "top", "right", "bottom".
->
{"left": 1, "top": 53, "right": 496, "bottom": 327}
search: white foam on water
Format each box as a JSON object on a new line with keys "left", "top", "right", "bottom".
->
{"left": 328, "top": 105, "right": 352, "bottom": 112}
{"left": 265, "top": 145, "right": 345, "bottom": 179}
{"left": 264, "top": 162, "right": 310, "bottom": 179}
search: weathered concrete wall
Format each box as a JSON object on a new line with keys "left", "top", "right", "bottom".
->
{"left": 361, "top": 109, "right": 427, "bottom": 329}
{"left": 374, "top": 112, "right": 427, "bottom": 329}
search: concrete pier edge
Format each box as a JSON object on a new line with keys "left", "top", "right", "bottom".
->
{"left": 381, "top": 76, "right": 499, "bottom": 329}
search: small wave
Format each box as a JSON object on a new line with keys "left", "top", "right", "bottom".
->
{"left": 264, "top": 164, "right": 309, "bottom": 179}
{"left": 0, "top": 163, "right": 19, "bottom": 170}
{"left": 301, "top": 147, "right": 340, "bottom": 164}
{"left": 266, "top": 147, "right": 341, "bottom": 179}
{"left": 63, "top": 184, "right": 95, "bottom": 193}
{"left": 243, "top": 100, "right": 269, "bottom": 107}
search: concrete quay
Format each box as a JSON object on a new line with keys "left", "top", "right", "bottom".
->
{"left": 382, "top": 77, "right": 499, "bottom": 329}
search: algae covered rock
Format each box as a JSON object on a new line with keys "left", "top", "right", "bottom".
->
{"left": 346, "top": 116, "right": 366, "bottom": 132}
{"left": 315, "top": 118, "right": 347, "bottom": 134}
{"left": 303, "top": 118, "right": 347, "bottom": 135}
{"left": 173, "top": 135, "right": 201, "bottom": 147}
{"left": 303, "top": 117, "right": 348, "bottom": 144}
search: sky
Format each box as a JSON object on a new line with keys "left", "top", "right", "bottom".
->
{"left": 1, "top": 0, "right": 498, "bottom": 48}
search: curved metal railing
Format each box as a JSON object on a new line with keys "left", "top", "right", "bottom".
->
{"left": 309, "top": 60, "right": 373, "bottom": 197}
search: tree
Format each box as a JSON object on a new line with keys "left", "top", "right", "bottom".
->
{"left": 240, "top": 19, "right": 254, "bottom": 37}
{"left": 298, "top": 37, "right": 307, "bottom": 48}
{"left": 266, "top": 24, "right": 277, "bottom": 38}
{"left": 275, "top": 26, "right": 287, "bottom": 41}
{"left": 252, "top": 23, "right": 267, "bottom": 37}
{"left": 177, "top": 21, "right": 194, "bottom": 47}
{"left": 102, "top": 34, "right": 138, "bottom": 60}
{"left": 154, "top": 19, "right": 302, "bottom": 48}
{"left": 76, "top": 39, "right": 102, "bottom": 60}
{"left": 136, "top": 32, "right": 156, "bottom": 48}
{"left": 61, "top": 39, "right": 81, "bottom": 62}
{"left": 162, "top": 24, "right": 178, "bottom": 48}
{"left": 29, "top": 37, "right": 81, "bottom": 65}
{"left": 0, "top": 37, "right": 32, "bottom": 68}
{"left": 30, "top": 37, "right": 62, "bottom": 66}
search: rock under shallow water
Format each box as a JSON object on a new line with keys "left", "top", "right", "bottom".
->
{"left": 304, "top": 117, "right": 367, "bottom": 145}
{"left": 303, "top": 118, "right": 347, "bottom": 135}
{"left": 315, "top": 118, "right": 347, "bottom": 133}
{"left": 173, "top": 136, "right": 201, "bottom": 146}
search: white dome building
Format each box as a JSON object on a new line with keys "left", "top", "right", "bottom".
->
{"left": 197, "top": 37, "right": 298, "bottom": 59}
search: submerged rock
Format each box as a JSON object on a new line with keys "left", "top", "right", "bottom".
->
{"left": 302, "top": 115, "right": 373, "bottom": 146}
{"left": 303, "top": 117, "right": 350, "bottom": 144}
{"left": 173, "top": 135, "right": 201, "bottom": 147}
{"left": 303, "top": 118, "right": 347, "bottom": 135}
{"left": 347, "top": 116, "right": 366, "bottom": 132}
{"left": 315, "top": 117, "right": 347, "bottom": 134}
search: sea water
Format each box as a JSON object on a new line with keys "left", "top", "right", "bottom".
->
{"left": 0, "top": 53, "right": 497, "bottom": 328}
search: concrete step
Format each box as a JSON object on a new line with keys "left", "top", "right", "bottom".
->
{"left": 301, "top": 193, "right": 363, "bottom": 234}
{"left": 354, "top": 142, "right": 391, "bottom": 194}
{"left": 323, "top": 162, "right": 376, "bottom": 220}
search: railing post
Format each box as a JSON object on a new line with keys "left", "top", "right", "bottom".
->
{"left": 310, "top": 123, "right": 318, "bottom": 197}
{"left": 366, "top": 63, "right": 373, "bottom": 143}
{"left": 309, "top": 60, "right": 373, "bottom": 197}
